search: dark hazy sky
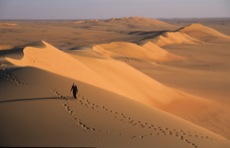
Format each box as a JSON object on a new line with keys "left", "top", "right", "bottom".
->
{"left": 0, "top": 0, "right": 229, "bottom": 20}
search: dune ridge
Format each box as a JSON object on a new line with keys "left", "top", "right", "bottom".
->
{"left": 6, "top": 41, "right": 103, "bottom": 84}
{"left": 149, "top": 23, "right": 230, "bottom": 47}
{"left": 6, "top": 40, "right": 208, "bottom": 108}
{"left": 179, "top": 23, "right": 230, "bottom": 41}
{"left": 7, "top": 40, "right": 226, "bottom": 143}
{"left": 152, "top": 31, "right": 202, "bottom": 47}
{"left": 1, "top": 66, "right": 229, "bottom": 147}
{"left": 142, "top": 41, "right": 184, "bottom": 61}
{"left": 96, "top": 41, "right": 183, "bottom": 61}
{"left": 107, "top": 16, "right": 175, "bottom": 28}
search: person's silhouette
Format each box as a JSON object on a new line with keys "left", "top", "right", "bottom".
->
{"left": 70, "top": 83, "right": 78, "bottom": 99}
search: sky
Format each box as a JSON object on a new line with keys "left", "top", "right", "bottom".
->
{"left": 0, "top": 0, "right": 229, "bottom": 20}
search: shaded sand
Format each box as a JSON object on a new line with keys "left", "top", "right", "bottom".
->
{"left": 1, "top": 17, "right": 230, "bottom": 147}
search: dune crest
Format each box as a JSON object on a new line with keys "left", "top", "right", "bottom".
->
{"left": 5, "top": 40, "right": 102, "bottom": 85}
{"left": 107, "top": 16, "right": 174, "bottom": 28}
{"left": 98, "top": 42, "right": 156, "bottom": 60}
{"left": 142, "top": 41, "right": 184, "bottom": 61}
{"left": 179, "top": 23, "right": 230, "bottom": 41}
{"left": 153, "top": 31, "right": 201, "bottom": 46}
{"left": 151, "top": 23, "right": 230, "bottom": 46}
{"left": 96, "top": 41, "right": 183, "bottom": 61}
{"left": 92, "top": 45, "right": 118, "bottom": 58}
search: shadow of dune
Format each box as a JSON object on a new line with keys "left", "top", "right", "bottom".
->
{"left": 0, "top": 96, "right": 73, "bottom": 104}
{"left": 129, "top": 30, "right": 170, "bottom": 43}
{"left": 0, "top": 47, "right": 24, "bottom": 56}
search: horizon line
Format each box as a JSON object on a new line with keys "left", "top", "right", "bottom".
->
{"left": 1, "top": 17, "right": 230, "bottom": 21}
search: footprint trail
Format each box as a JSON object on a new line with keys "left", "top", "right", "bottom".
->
{"left": 52, "top": 90, "right": 218, "bottom": 148}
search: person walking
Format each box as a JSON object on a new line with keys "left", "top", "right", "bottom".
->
{"left": 70, "top": 83, "right": 78, "bottom": 99}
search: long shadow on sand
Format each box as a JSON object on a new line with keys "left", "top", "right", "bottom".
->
{"left": 0, "top": 96, "right": 74, "bottom": 104}
{"left": 0, "top": 47, "right": 24, "bottom": 56}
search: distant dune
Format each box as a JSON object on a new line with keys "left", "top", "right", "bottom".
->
{"left": 0, "top": 22, "right": 18, "bottom": 27}
{"left": 0, "top": 45, "right": 15, "bottom": 50}
{"left": 151, "top": 23, "right": 230, "bottom": 46}
{"left": 179, "top": 23, "right": 230, "bottom": 41}
{"left": 106, "top": 16, "right": 176, "bottom": 29}
{"left": 97, "top": 41, "right": 183, "bottom": 61}
{"left": 152, "top": 31, "right": 202, "bottom": 46}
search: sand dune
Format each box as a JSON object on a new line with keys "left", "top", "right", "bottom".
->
{"left": 6, "top": 40, "right": 180, "bottom": 105}
{"left": 6, "top": 40, "right": 230, "bottom": 144}
{"left": 79, "top": 16, "right": 176, "bottom": 31}
{"left": 1, "top": 66, "right": 229, "bottom": 147}
{"left": 6, "top": 41, "right": 103, "bottom": 85}
{"left": 1, "top": 18, "right": 230, "bottom": 147}
{"left": 151, "top": 23, "right": 230, "bottom": 47}
{"left": 106, "top": 16, "right": 176, "bottom": 29}
{"left": 153, "top": 31, "right": 201, "bottom": 46}
{"left": 6, "top": 40, "right": 208, "bottom": 108}
{"left": 96, "top": 41, "right": 183, "bottom": 61}
{"left": 179, "top": 24, "right": 230, "bottom": 41}
{"left": 142, "top": 41, "right": 184, "bottom": 61}
{"left": 0, "top": 22, "right": 18, "bottom": 27}
{"left": 92, "top": 45, "right": 119, "bottom": 58}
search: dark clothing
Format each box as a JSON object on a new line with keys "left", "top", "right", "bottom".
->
{"left": 71, "top": 84, "right": 78, "bottom": 99}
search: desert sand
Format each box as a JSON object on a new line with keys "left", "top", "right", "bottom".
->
{"left": 0, "top": 17, "right": 230, "bottom": 147}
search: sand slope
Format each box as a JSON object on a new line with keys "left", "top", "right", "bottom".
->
{"left": 0, "top": 66, "right": 229, "bottom": 147}
{"left": 179, "top": 24, "right": 230, "bottom": 41}
{"left": 106, "top": 16, "right": 176, "bottom": 29}
{"left": 96, "top": 41, "right": 183, "bottom": 61}
{"left": 6, "top": 40, "right": 190, "bottom": 106}
{"left": 150, "top": 23, "right": 230, "bottom": 47}
{"left": 1, "top": 18, "right": 230, "bottom": 147}
{"left": 153, "top": 31, "right": 202, "bottom": 47}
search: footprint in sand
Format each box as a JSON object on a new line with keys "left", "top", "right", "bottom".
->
{"left": 2, "top": 70, "right": 30, "bottom": 86}
{"left": 79, "top": 100, "right": 83, "bottom": 105}
{"left": 140, "top": 124, "right": 145, "bottom": 128}
{"left": 80, "top": 97, "right": 209, "bottom": 148}
{"left": 55, "top": 93, "right": 109, "bottom": 134}
{"left": 75, "top": 97, "right": 206, "bottom": 145}
{"left": 139, "top": 135, "right": 145, "bottom": 139}
{"left": 180, "top": 136, "right": 185, "bottom": 140}
{"left": 60, "top": 94, "right": 212, "bottom": 147}
{"left": 131, "top": 135, "right": 136, "bottom": 139}
{"left": 72, "top": 117, "right": 77, "bottom": 121}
